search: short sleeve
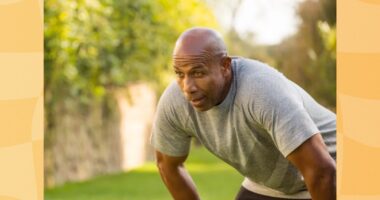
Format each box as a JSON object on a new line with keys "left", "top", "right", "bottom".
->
{"left": 150, "top": 83, "right": 192, "bottom": 157}
{"left": 251, "top": 73, "right": 319, "bottom": 157}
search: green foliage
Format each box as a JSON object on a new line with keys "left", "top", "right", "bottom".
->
{"left": 267, "top": 0, "right": 336, "bottom": 109}
{"left": 221, "top": 0, "right": 336, "bottom": 110}
{"left": 44, "top": 0, "right": 218, "bottom": 103}
{"left": 305, "top": 22, "right": 336, "bottom": 107}
{"left": 44, "top": 0, "right": 219, "bottom": 185}
{"left": 45, "top": 147, "right": 243, "bottom": 200}
{"left": 44, "top": 0, "right": 218, "bottom": 143}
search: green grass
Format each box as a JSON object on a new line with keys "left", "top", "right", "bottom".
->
{"left": 45, "top": 146, "right": 243, "bottom": 200}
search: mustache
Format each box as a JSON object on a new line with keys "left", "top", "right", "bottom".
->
{"left": 185, "top": 94, "right": 204, "bottom": 101}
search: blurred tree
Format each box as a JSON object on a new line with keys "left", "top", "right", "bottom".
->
{"left": 205, "top": 0, "right": 336, "bottom": 109}
{"left": 44, "top": 0, "right": 218, "bottom": 186}
{"left": 45, "top": 0, "right": 218, "bottom": 101}
{"left": 269, "top": 0, "right": 336, "bottom": 109}
{"left": 44, "top": 0, "right": 218, "bottom": 132}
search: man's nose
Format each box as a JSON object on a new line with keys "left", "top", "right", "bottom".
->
{"left": 183, "top": 76, "right": 197, "bottom": 94}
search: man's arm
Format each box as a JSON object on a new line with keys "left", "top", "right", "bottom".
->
{"left": 286, "top": 133, "right": 336, "bottom": 200}
{"left": 156, "top": 150, "right": 200, "bottom": 200}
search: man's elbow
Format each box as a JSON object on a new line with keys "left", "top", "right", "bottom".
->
{"left": 317, "top": 165, "right": 336, "bottom": 186}
{"left": 309, "top": 162, "right": 336, "bottom": 189}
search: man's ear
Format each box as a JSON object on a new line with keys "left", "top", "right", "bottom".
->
{"left": 221, "top": 56, "right": 232, "bottom": 75}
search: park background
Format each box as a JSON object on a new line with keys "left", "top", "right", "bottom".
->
{"left": 44, "top": 0, "right": 336, "bottom": 199}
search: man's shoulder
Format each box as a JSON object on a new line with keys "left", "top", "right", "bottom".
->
{"left": 157, "top": 81, "right": 189, "bottom": 114}
{"left": 234, "top": 57, "right": 285, "bottom": 92}
{"left": 234, "top": 57, "right": 281, "bottom": 80}
{"left": 233, "top": 57, "right": 268, "bottom": 68}
{"left": 161, "top": 81, "right": 185, "bottom": 102}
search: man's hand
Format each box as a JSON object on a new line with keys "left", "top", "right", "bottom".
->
{"left": 156, "top": 150, "right": 200, "bottom": 200}
{"left": 287, "top": 133, "right": 336, "bottom": 200}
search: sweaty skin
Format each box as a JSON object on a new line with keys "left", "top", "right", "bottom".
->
{"left": 155, "top": 27, "right": 336, "bottom": 200}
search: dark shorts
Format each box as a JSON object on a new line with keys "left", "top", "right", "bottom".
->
{"left": 235, "top": 186, "right": 311, "bottom": 200}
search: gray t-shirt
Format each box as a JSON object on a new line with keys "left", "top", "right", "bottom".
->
{"left": 151, "top": 57, "right": 336, "bottom": 194}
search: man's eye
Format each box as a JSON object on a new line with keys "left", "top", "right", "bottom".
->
{"left": 193, "top": 71, "right": 204, "bottom": 77}
{"left": 175, "top": 71, "right": 184, "bottom": 78}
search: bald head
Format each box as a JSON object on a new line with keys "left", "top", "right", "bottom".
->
{"left": 173, "top": 27, "right": 227, "bottom": 58}
{"left": 171, "top": 27, "right": 233, "bottom": 111}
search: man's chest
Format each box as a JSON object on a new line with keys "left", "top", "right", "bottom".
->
{"left": 187, "top": 109, "right": 275, "bottom": 166}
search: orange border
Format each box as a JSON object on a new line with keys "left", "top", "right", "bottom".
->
{"left": 337, "top": 0, "right": 380, "bottom": 199}
{"left": 0, "top": 0, "right": 43, "bottom": 199}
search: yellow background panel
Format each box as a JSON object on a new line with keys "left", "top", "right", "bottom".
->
{"left": 0, "top": 0, "right": 43, "bottom": 199}
{"left": 0, "top": 0, "right": 42, "bottom": 52}
{"left": 0, "top": 143, "right": 37, "bottom": 200}
{"left": 31, "top": 95, "right": 43, "bottom": 141}
{"left": 32, "top": 140, "right": 43, "bottom": 200}
{"left": 338, "top": 53, "right": 380, "bottom": 99}
{"left": 0, "top": 98, "right": 38, "bottom": 147}
{"left": 0, "top": 196, "right": 19, "bottom": 200}
{"left": 338, "top": 0, "right": 380, "bottom": 53}
{"left": 0, "top": 53, "right": 43, "bottom": 100}
{"left": 339, "top": 94, "right": 380, "bottom": 147}
{"left": 340, "top": 135, "right": 380, "bottom": 194}
{"left": 339, "top": 196, "right": 380, "bottom": 200}
{"left": 338, "top": 0, "right": 380, "bottom": 198}
{"left": 358, "top": 0, "right": 380, "bottom": 5}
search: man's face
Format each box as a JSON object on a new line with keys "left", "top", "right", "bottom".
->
{"left": 173, "top": 54, "right": 229, "bottom": 111}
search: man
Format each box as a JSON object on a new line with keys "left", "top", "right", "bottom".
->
{"left": 151, "top": 27, "right": 336, "bottom": 200}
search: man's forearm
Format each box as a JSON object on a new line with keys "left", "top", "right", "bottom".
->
{"left": 286, "top": 134, "right": 336, "bottom": 200}
{"left": 306, "top": 169, "right": 336, "bottom": 200}
{"left": 158, "top": 164, "right": 200, "bottom": 200}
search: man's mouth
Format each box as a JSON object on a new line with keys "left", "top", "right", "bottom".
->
{"left": 190, "top": 96, "right": 205, "bottom": 107}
